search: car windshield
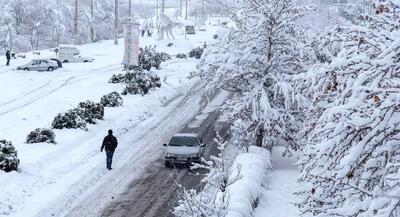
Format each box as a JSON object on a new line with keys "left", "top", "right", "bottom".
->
{"left": 168, "top": 136, "right": 199, "bottom": 147}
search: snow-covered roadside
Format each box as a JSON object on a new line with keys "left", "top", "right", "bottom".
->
{"left": 226, "top": 146, "right": 271, "bottom": 217}
{"left": 254, "top": 146, "right": 300, "bottom": 217}
{"left": 0, "top": 27, "right": 219, "bottom": 217}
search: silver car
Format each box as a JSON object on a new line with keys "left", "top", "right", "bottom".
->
{"left": 163, "top": 133, "right": 206, "bottom": 167}
{"left": 17, "top": 59, "right": 59, "bottom": 71}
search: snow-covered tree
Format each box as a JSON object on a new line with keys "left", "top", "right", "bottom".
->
{"left": 196, "top": 0, "right": 313, "bottom": 151}
{"left": 297, "top": 1, "right": 400, "bottom": 216}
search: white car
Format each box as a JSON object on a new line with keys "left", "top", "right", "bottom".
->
{"left": 163, "top": 133, "right": 205, "bottom": 167}
{"left": 57, "top": 46, "right": 94, "bottom": 63}
{"left": 17, "top": 59, "right": 59, "bottom": 71}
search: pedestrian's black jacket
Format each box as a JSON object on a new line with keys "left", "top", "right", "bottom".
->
{"left": 6, "top": 51, "right": 10, "bottom": 59}
{"left": 101, "top": 135, "right": 118, "bottom": 152}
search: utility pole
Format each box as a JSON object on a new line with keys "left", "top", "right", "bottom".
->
{"left": 114, "top": 0, "right": 119, "bottom": 45}
{"left": 185, "top": 0, "right": 188, "bottom": 19}
{"left": 74, "top": 0, "right": 79, "bottom": 45}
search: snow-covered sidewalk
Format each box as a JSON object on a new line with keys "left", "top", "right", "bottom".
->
{"left": 255, "top": 146, "right": 300, "bottom": 217}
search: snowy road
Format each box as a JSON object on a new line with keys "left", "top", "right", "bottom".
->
{"left": 57, "top": 90, "right": 230, "bottom": 217}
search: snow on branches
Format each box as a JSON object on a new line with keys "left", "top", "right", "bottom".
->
{"left": 297, "top": 1, "right": 400, "bottom": 216}
{"left": 196, "top": 0, "right": 313, "bottom": 151}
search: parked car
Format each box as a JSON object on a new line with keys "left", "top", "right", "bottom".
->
{"left": 17, "top": 59, "right": 59, "bottom": 71}
{"left": 163, "top": 133, "right": 205, "bottom": 167}
{"left": 57, "top": 46, "right": 94, "bottom": 63}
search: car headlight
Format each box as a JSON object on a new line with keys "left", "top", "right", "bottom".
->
{"left": 190, "top": 153, "right": 200, "bottom": 158}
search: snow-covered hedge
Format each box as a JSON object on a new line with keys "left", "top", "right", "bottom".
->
{"left": 77, "top": 101, "right": 104, "bottom": 124}
{"left": 174, "top": 144, "right": 271, "bottom": 217}
{"left": 52, "top": 109, "right": 87, "bottom": 130}
{"left": 139, "top": 46, "right": 171, "bottom": 71}
{"left": 226, "top": 146, "right": 271, "bottom": 217}
{"left": 26, "top": 128, "right": 56, "bottom": 144}
{"left": 189, "top": 47, "right": 204, "bottom": 59}
{"left": 100, "top": 92, "right": 123, "bottom": 107}
{"left": 0, "top": 140, "right": 20, "bottom": 172}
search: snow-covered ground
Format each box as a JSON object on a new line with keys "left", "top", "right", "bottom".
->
{"left": 0, "top": 27, "right": 218, "bottom": 217}
{"left": 255, "top": 146, "right": 300, "bottom": 217}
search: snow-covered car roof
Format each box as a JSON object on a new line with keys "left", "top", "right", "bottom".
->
{"left": 173, "top": 133, "right": 199, "bottom": 138}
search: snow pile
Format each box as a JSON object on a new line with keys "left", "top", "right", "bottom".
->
{"left": 26, "top": 128, "right": 56, "bottom": 144}
{"left": 0, "top": 140, "right": 20, "bottom": 172}
{"left": 100, "top": 92, "right": 123, "bottom": 107}
{"left": 226, "top": 146, "right": 271, "bottom": 217}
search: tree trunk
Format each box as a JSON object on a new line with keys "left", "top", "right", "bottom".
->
{"left": 114, "top": 0, "right": 119, "bottom": 45}
{"left": 161, "top": 0, "right": 165, "bottom": 14}
{"left": 74, "top": 0, "right": 79, "bottom": 45}
{"left": 180, "top": 0, "right": 183, "bottom": 17}
{"left": 90, "top": 0, "right": 95, "bottom": 43}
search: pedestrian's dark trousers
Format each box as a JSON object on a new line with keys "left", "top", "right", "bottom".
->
{"left": 106, "top": 150, "right": 114, "bottom": 169}
{"left": 6, "top": 59, "right": 10, "bottom": 66}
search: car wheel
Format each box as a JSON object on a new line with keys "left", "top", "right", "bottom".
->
{"left": 24, "top": 68, "right": 29, "bottom": 71}
{"left": 48, "top": 67, "right": 53, "bottom": 71}
{"left": 83, "top": 60, "right": 89, "bottom": 63}
{"left": 63, "top": 60, "right": 69, "bottom": 63}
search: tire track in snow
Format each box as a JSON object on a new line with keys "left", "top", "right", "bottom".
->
{"left": 0, "top": 77, "right": 75, "bottom": 116}
{"left": 0, "top": 80, "right": 51, "bottom": 107}
{"left": 0, "top": 64, "right": 122, "bottom": 116}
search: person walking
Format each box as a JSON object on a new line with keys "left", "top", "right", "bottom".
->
{"left": 101, "top": 129, "right": 118, "bottom": 170}
{"left": 6, "top": 50, "right": 11, "bottom": 66}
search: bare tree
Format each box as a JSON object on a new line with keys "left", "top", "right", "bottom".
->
{"left": 74, "top": 0, "right": 79, "bottom": 45}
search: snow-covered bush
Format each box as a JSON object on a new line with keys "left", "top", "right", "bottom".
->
{"left": 77, "top": 101, "right": 104, "bottom": 124}
{"left": 139, "top": 46, "right": 171, "bottom": 71}
{"left": 121, "top": 72, "right": 161, "bottom": 95}
{"left": 110, "top": 70, "right": 161, "bottom": 96}
{"left": 0, "top": 140, "right": 19, "bottom": 172}
{"left": 174, "top": 136, "right": 231, "bottom": 217}
{"left": 189, "top": 47, "right": 204, "bottom": 59}
{"left": 26, "top": 128, "right": 56, "bottom": 144}
{"left": 108, "top": 73, "right": 126, "bottom": 83}
{"left": 100, "top": 92, "right": 123, "bottom": 107}
{"left": 176, "top": 53, "right": 187, "bottom": 59}
{"left": 51, "top": 109, "right": 87, "bottom": 130}
{"left": 296, "top": 1, "right": 400, "bottom": 216}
